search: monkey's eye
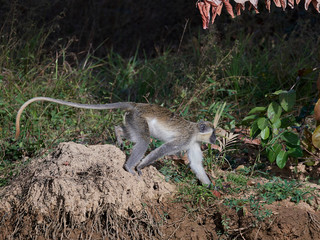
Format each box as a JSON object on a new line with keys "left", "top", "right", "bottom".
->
{"left": 199, "top": 123, "right": 206, "bottom": 132}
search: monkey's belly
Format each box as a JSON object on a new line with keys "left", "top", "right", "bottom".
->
{"left": 147, "top": 118, "right": 177, "bottom": 142}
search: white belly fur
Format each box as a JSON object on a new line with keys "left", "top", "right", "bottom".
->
{"left": 147, "top": 118, "right": 176, "bottom": 142}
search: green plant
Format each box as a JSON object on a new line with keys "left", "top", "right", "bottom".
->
{"left": 258, "top": 177, "right": 314, "bottom": 204}
{"left": 177, "top": 183, "right": 218, "bottom": 206}
{"left": 224, "top": 195, "right": 273, "bottom": 223}
{"left": 159, "top": 158, "right": 189, "bottom": 183}
{"left": 221, "top": 214, "right": 231, "bottom": 232}
{"left": 247, "top": 195, "right": 273, "bottom": 222}
{"left": 243, "top": 89, "right": 303, "bottom": 168}
{"left": 226, "top": 172, "right": 248, "bottom": 187}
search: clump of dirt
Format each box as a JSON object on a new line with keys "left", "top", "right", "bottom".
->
{"left": 0, "top": 142, "right": 175, "bottom": 239}
{"left": 248, "top": 200, "right": 320, "bottom": 240}
{"left": 153, "top": 199, "right": 320, "bottom": 240}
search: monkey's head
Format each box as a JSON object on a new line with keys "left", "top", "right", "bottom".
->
{"left": 196, "top": 121, "right": 216, "bottom": 144}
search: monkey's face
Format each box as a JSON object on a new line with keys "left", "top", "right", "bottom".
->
{"left": 196, "top": 121, "right": 216, "bottom": 144}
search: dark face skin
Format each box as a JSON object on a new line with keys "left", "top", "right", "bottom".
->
{"left": 209, "top": 130, "right": 216, "bottom": 144}
{"left": 198, "top": 121, "right": 216, "bottom": 144}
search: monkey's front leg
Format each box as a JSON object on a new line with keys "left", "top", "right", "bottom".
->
{"left": 136, "top": 142, "right": 181, "bottom": 175}
{"left": 187, "top": 144, "right": 212, "bottom": 185}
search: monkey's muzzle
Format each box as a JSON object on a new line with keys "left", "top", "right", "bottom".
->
{"left": 209, "top": 133, "right": 216, "bottom": 144}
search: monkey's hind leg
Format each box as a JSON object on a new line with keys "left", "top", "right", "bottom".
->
{"left": 115, "top": 125, "right": 125, "bottom": 148}
{"left": 124, "top": 139, "right": 149, "bottom": 174}
{"left": 122, "top": 112, "right": 150, "bottom": 174}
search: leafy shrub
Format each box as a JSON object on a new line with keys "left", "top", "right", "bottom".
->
{"left": 243, "top": 89, "right": 303, "bottom": 168}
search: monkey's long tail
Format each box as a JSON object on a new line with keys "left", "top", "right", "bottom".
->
{"left": 15, "top": 97, "right": 133, "bottom": 139}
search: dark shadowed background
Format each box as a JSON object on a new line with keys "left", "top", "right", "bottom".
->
{"left": 1, "top": 0, "right": 319, "bottom": 58}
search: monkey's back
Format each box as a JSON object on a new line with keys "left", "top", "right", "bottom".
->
{"left": 134, "top": 103, "right": 196, "bottom": 143}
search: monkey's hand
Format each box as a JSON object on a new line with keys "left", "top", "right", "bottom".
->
{"left": 124, "top": 165, "right": 136, "bottom": 176}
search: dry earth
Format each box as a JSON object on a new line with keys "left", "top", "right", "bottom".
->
{"left": 0, "top": 142, "right": 319, "bottom": 239}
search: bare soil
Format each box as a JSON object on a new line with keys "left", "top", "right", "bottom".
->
{"left": 0, "top": 142, "right": 319, "bottom": 239}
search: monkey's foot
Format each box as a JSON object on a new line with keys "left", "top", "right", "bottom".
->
{"left": 117, "top": 142, "right": 125, "bottom": 150}
{"left": 136, "top": 167, "right": 143, "bottom": 176}
{"left": 115, "top": 139, "right": 124, "bottom": 150}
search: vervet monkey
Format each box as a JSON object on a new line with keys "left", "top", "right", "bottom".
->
{"left": 15, "top": 97, "right": 216, "bottom": 185}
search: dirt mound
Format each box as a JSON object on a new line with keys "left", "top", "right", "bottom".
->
{"left": 0, "top": 142, "right": 175, "bottom": 239}
{"left": 1, "top": 142, "right": 319, "bottom": 239}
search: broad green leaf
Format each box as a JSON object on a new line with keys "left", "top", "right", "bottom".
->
{"left": 257, "top": 117, "right": 268, "bottom": 130}
{"left": 312, "top": 125, "right": 320, "bottom": 149}
{"left": 267, "top": 102, "right": 282, "bottom": 123}
{"left": 281, "top": 131, "right": 300, "bottom": 146}
{"left": 287, "top": 147, "right": 303, "bottom": 158}
{"left": 265, "top": 90, "right": 286, "bottom": 97}
{"left": 261, "top": 127, "right": 270, "bottom": 140}
{"left": 272, "top": 90, "right": 287, "bottom": 95}
{"left": 242, "top": 115, "right": 257, "bottom": 123}
{"left": 272, "top": 118, "right": 281, "bottom": 135}
{"left": 276, "top": 150, "right": 288, "bottom": 169}
{"left": 267, "top": 144, "right": 282, "bottom": 163}
{"left": 272, "top": 128, "right": 279, "bottom": 135}
{"left": 279, "top": 90, "right": 296, "bottom": 112}
{"left": 305, "top": 160, "right": 316, "bottom": 166}
{"left": 250, "top": 121, "right": 260, "bottom": 138}
{"left": 272, "top": 118, "right": 281, "bottom": 128}
{"left": 248, "top": 107, "right": 267, "bottom": 115}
